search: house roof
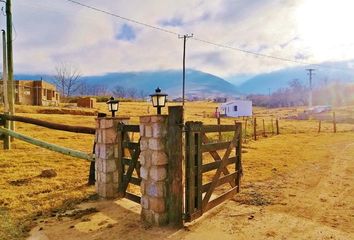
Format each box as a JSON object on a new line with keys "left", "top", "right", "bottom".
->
{"left": 220, "top": 100, "right": 252, "bottom": 107}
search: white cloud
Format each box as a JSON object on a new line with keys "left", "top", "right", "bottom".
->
{"left": 0, "top": 0, "right": 352, "bottom": 78}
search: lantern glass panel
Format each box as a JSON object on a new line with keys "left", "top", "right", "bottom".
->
{"left": 152, "top": 96, "right": 158, "bottom": 107}
{"left": 159, "top": 96, "right": 166, "bottom": 106}
{"left": 111, "top": 102, "right": 118, "bottom": 111}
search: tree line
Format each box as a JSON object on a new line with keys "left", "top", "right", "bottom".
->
{"left": 51, "top": 63, "right": 148, "bottom": 100}
{"left": 247, "top": 79, "right": 354, "bottom": 107}
{"left": 51, "top": 63, "right": 354, "bottom": 106}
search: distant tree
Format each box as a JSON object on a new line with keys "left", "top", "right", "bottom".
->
{"left": 53, "top": 63, "right": 82, "bottom": 97}
{"left": 112, "top": 85, "right": 126, "bottom": 98}
{"left": 249, "top": 79, "right": 309, "bottom": 108}
{"left": 90, "top": 84, "right": 109, "bottom": 96}
{"left": 126, "top": 87, "right": 138, "bottom": 98}
{"left": 138, "top": 89, "right": 148, "bottom": 100}
{"left": 96, "top": 84, "right": 110, "bottom": 96}
{"left": 288, "top": 79, "right": 307, "bottom": 106}
{"left": 246, "top": 94, "right": 269, "bottom": 107}
{"left": 78, "top": 82, "right": 88, "bottom": 96}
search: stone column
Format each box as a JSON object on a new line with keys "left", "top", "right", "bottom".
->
{"left": 139, "top": 115, "right": 169, "bottom": 226}
{"left": 95, "top": 117, "right": 129, "bottom": 199}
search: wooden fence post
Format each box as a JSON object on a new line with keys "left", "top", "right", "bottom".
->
{"left": 262, "top": 119, "right": 266, "bottom": 137}
{"left": 244, "top": 118, "right": 248, "bottom": 143}
{"left": 185, "top": 121, "right": 203, "bottom": 222}
{"left": 235, "top": 122, "right": 242, "bottom": 193}
{"left": 253, "top": 117, "right": 257, "bottom": 141}
{"left": 5, "top": 119, "right": 10, "bottom": 148}
{"left": 271, "top": 118, "right": 274, "bottom": 135}
{"left": 88, "top": 142, "right": 96, "bottom": 185}
{"left": 217, "top": 116, "right": 221, "bottom": 141}
{"left": 276, "top": 118, "right": 280, "bottom": 135}
{"left": 333, "top": 112, "right": 337, "bottom": 133}
{"left": 318, "top": 120, "right": 321, "bottom": 133}
{"left": 116, "top": 122, "right": 124, "bottom": 197}
{"left": 167, "top": 106, "right": 184, "bottom": 228}
{"left": 0, "top": 113, "right": 10, "bottom": 149}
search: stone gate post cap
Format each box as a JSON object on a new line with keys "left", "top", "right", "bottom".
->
{"left": 95, "top": 116, "right": 130, "bottom": 120}
{"left": 139, "top": 115, "right": 168, "bottom": 117}
{"left": 95, "top": 116, "right": 130, "bottom": 122}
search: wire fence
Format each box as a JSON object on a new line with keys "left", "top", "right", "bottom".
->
{"left": 211, "top": 112, "right": 353, "bottom": 144}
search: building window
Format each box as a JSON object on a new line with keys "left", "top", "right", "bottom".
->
{"left": 24, "top": 87, "right": 31, "bottom": 95}
{"left": 234, "top": 105, "right": 238, "bottom": 111}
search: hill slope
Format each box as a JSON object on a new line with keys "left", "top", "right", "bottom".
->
{"left": 237, "top": 60, "right": 354, "bottom": 94}
{"left": 15, "top": 70, "right": 239, "bottom": 98}
{"left": 82, "top": 69, "right": 239, "bottom": 98}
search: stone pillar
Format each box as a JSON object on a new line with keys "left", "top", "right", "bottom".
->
{"left": 95, "top": 117, "right": 129, "bottom": 199}
{"left": 139, "top": 115, "right": 169, "bottom": 226}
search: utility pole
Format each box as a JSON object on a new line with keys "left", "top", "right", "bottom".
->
{"left": 178, "top": 34, "right": 193, "bottom": 106}
{"left": 6, "top": 0, "right": 15, "bottom": 132}
{"left": 2, "top": 30, "right": 8, "bottom": 112}
{"left": 2, "top": 29, "right": 10, "bottom": 149}
{"left": 306, "top": 68, "right": 315, "bottom": 109}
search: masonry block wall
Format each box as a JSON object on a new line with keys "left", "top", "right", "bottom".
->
{"left": 95, "top": 117, "right": 129, "bottom": 199}
{"left": 139, "top": 115, "right": 169, "bottom": 226}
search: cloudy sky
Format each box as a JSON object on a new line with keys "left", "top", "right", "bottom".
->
{"left": 1, "top": 0, "right": 354, "bottom": 82}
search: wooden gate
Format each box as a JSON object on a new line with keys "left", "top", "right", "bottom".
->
{"left": 117, "top": 123, "right": 142, "bottom": 204}
{"left": 184, "top": 121, "right": 242, "bottom": 221}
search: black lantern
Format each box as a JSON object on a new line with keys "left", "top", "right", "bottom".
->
{"left": 106, "top": 96, "right": 119, "bottom": 117}
{"left": 150, "top": 87, "right": 168, "bottom": 115}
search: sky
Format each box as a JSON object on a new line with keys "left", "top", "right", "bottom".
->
{"left": 1, "top": 0, "right": 354, "bottom": 83}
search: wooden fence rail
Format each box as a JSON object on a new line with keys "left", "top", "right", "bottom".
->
{"left": 0, "top": 127, "right": 94, "bottom": 161}
{"left": 0, "top": 114, "right": 96, "bottom": 135}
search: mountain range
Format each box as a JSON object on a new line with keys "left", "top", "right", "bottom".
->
{"left": 14, "top": 59, "right": 354, "bottom": 97}
{"left": 16, "top": 69, "right": 240, "bottom": 99}
{"left": 81, "top": 69, "right": 239, "bottom": 98}
{"left": 236, "top": 60, "right": 354, "bottom": 94}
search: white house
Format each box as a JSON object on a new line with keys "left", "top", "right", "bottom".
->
{"left": 220, "top": 100, "right": 252, "bottom": 117}
{"left": 306, "top": 105, "right": 331, "bottom": 114}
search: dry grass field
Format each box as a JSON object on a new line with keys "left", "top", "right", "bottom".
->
{"left": 0, "top": 102, "right": 354, "bottom": 239}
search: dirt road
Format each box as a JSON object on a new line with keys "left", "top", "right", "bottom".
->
{"left": 28, "top": 139, "right": 354, "bottom": 240}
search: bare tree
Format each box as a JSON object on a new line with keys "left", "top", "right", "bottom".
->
{"left": 126, "top": 87, "right": 138, "bottom": 98}
{"left": 53, "top": 63, "right": 82, "bottom": 97}
{"left": 248, "top": 79, "right": 308, "bottom": 108}
{"left": 112, "top": 85, "right": 126, "bottom": 98}
{"left": 94, "top": 84, "right": 110, "bottom": 96}
{"left": 138, "top": 89, "right": 147, "bottom": 99}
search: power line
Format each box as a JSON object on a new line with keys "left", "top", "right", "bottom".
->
{"left": 193, "top": 37, "right": 314, "bottom": 66}
{"left": 58, "top": 0, "right": 353, "bottom": 72}
{"left": 65, "top": 0, "right": 179, "bottom": 37}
